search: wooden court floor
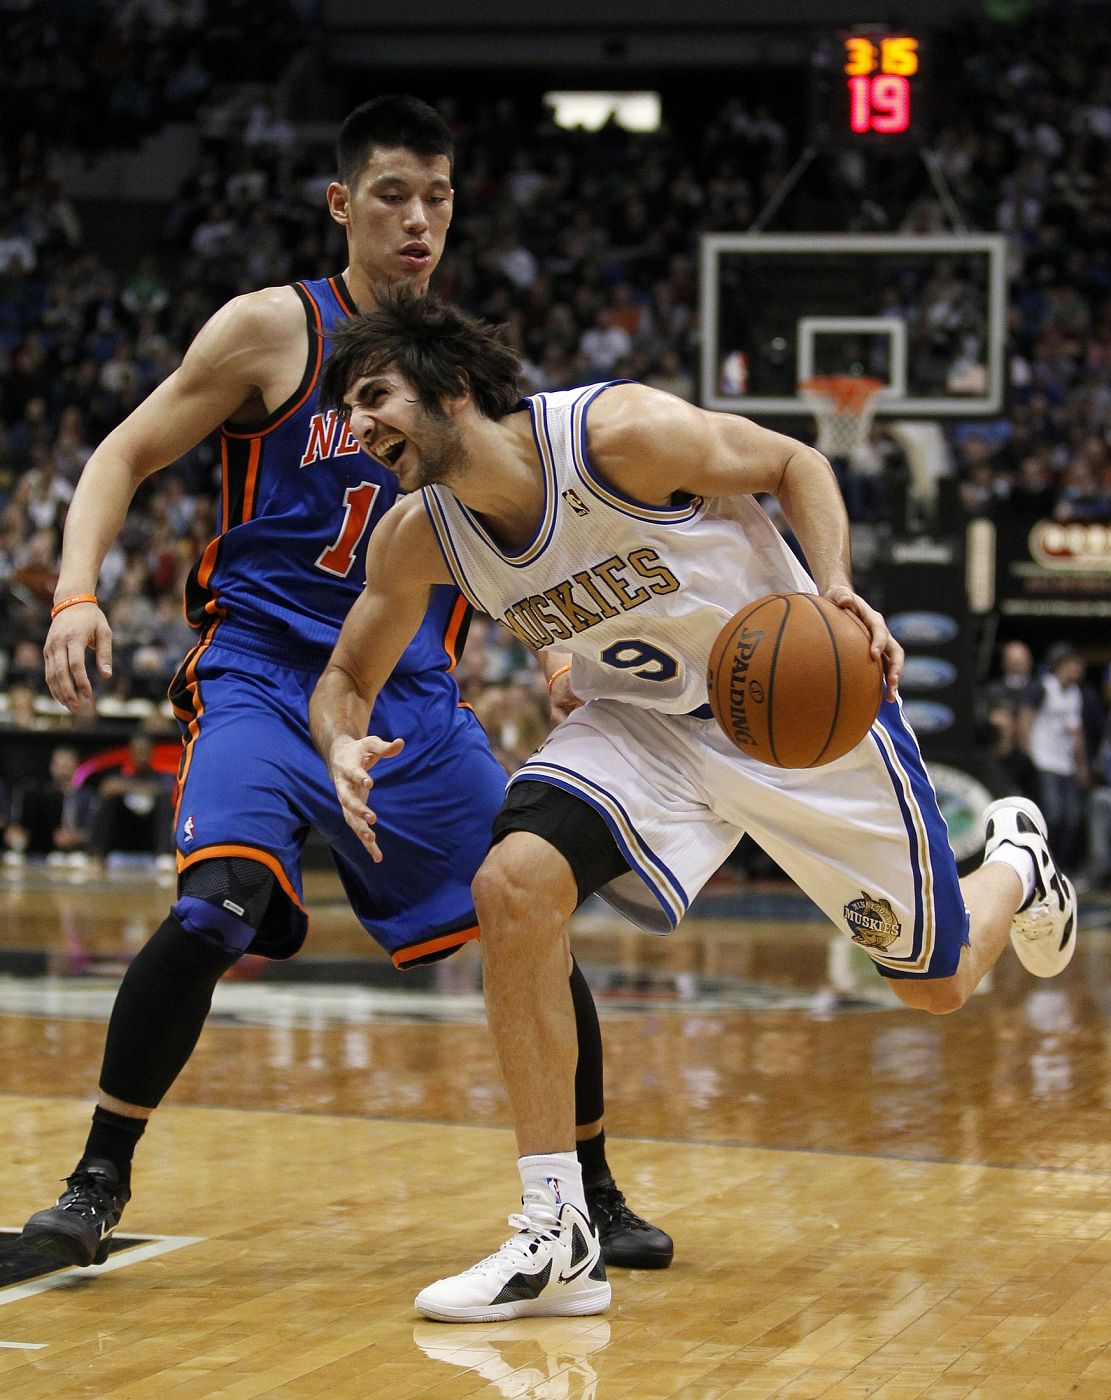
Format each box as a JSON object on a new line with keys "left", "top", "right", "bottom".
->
{"left": 2, "top": 866, "right": 1111, "bottom": 1398}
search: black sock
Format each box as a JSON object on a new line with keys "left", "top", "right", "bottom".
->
{"left": 81, "top": 1106, "right": 147, "bottom": 1185}
{"left": 577, "top": 1128, "right": 611, "bottom": 1187}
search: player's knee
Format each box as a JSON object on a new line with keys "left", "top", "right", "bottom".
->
{"left": 473, "top": 847, "right": 529, "bottom": 934}
{"left": 473, "top": 840, "right": 564, "bottom": 946}
{"left": 888, "top": 974, "right": 967, "bottom": 1016}
{"left": 174, "top": 857, "right": 277, "bottom": 956}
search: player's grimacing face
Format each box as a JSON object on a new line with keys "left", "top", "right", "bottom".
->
{"left": 343, "top": 370, "right": 469, "bottom": 492}
{"left": 332, "top": 147, "right": 453, "bottom": 291}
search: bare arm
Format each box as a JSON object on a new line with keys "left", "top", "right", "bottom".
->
{"left": 309, "top": 496, "right": 451, "bottom": 860}
{"left": 587, "top": 383, "right": 902, "bottom": 697}
{"left": 45, "top": 287, "right": 304, "bottom": 710}
{"left": 539, "top": 649, "right": 582, "bottom": 724}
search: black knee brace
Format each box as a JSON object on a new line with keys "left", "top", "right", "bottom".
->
{"left": 172, "top": 856, "right": 277, "bottom": 955}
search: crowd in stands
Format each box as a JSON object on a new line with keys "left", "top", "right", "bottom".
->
{"left": 0, "top": 4, "right": 1108, "bottom": 871}
{"left": 979, "top": 638, "right": 1111, "bottom": 893}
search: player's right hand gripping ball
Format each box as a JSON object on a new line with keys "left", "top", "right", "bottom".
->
{"left": 707, "top": 592, "right": 883, "bottom": 767}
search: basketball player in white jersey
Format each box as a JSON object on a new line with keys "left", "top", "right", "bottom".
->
{"left": 309, "top": 290, "right": 1078, "bottom": 1323}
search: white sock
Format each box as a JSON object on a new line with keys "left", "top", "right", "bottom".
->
{"left": 518, "top": 1153, "right": 586, "bottom": 1224}
{"left": 985, "top": 843, "right": 1036, "bottom": 907}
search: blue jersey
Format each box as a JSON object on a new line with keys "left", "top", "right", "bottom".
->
{"left": 182, "top": 274, "right": 469, "bottom": 672}
{"left": 168, "top": 275, "right": 503, "bottom": 967}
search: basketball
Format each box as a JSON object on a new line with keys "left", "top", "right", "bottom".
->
{"left": 707, "top": 593, "right": 883, "bottom": 767}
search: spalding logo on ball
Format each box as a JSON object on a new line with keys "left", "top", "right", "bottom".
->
{"left": 707, "top": 592, "right": 883, "bottom": 767}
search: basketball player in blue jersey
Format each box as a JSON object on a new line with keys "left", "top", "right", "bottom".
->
{"left": 21, "top": 96, "right": 671, "bottom": 1275}
{"left": 310, "top": 291, "right": 1079, "bottom": 1321}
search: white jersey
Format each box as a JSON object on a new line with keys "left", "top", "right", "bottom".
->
{"left": 421, "top": 382, "right": 815, "bottom": 714}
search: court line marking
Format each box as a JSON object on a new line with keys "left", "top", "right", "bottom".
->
{"left": 0, "top": 1341, "right": 47, "bottom": 1349}
{"left": 0, "top": 1235, "right": 203, "bottom": 1308}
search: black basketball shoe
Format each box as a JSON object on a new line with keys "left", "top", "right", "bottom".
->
{"left": 586, "top": 1176, "right": 673, "bottom": 1269}
{"left": 21, "top": 1158, "right": 131, "bottom": 1267}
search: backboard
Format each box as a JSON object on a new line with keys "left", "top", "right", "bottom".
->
{"left": 700, "top": 233, "right": 1008, "bottom": 417}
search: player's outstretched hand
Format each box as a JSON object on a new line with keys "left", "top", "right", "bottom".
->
{"left": 823, "top": 584, "right": 903, "bottom": 701}
{"left": 43, "top": 602, "right": 113, "bottom": 711}
{"left": 328, "top": 734, "right": 405, "bottom": 861}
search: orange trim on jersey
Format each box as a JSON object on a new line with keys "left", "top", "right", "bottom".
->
{"left": 173, "top": 626, "right": 220, "bottom": 815}
{"left": 442, "top": 593, "right": 470, "bottom": 672}
{"left": 189, "top": 435, "right": 261, "bottom": 624}
{"left": 392, "top": 923, "right": 480, "bottom": 969}
{"left": 177, "top": 843, "right": 305, "bottom": 912}
{"left": 219, "top": 435, "right": 230, "bottom": 534}
{"left": 241, "top": 437, "right": 261, "bottom": 523}
{"left": 194, "top": 534, "right": 224, "bottom": 619}
{"left": 222, "top": 286, "right": 324, "bottom": 440}
{"left": 329, "top": 275, "right": 359, "bottom": 316}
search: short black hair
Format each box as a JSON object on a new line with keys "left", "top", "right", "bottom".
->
{"left": 336, "top": 94, "right": 454, "bottom": 186}
{"left": 1045, "top": 641, "right": 1082, "bottom": 671}
{"left": 320, "top": 289, "right": 522, "bottom": 422}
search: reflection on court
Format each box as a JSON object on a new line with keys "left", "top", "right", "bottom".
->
{"left": 2, "top": 868, "right": 1111, "bottom": 1395}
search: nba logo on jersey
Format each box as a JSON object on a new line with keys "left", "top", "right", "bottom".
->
{"left": 562, "top": 489, "right": 590, "bottom": 516}
{"left": 183, "top": 814, "right": 195, "bottom": 845}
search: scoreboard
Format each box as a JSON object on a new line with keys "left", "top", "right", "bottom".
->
{"left": 811, "top": 29, "right": 929, "bottom": 147}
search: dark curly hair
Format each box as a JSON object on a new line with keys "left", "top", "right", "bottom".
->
{"left": 320, "top": 289, "right": 523, "bottom": 422}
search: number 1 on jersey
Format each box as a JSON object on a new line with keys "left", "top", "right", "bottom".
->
{"left": 316, "top": 481, "right": 380, "bottom": 578}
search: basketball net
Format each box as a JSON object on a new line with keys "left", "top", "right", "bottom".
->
{"left": 799, "top": 375, "right": 885, "bottom": 466}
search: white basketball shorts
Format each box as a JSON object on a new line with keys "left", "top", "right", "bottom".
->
{"left": 511, "top": 696, "right": 970, "bottom": 980}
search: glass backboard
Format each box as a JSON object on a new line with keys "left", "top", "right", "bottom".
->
{"left": 700, "top": 233, "right": 1008, "bottom": 417}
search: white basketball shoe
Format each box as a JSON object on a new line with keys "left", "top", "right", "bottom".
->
{"left": 415, "top": 1183, "right": 611, "bottom": 1323}
{"left": 983, "top": 796, "right": 1078, "bottom": 978}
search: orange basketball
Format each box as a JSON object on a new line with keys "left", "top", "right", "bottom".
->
{"left": 706, "top": 592, "right": 883, "bottom": 767}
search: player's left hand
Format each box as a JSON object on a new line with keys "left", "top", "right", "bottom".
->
{"left": 548, "top": 668, "right": 583, "bottom": 724}
{"left": 328, "top": 734, "right": 404, "bottom": 861}
{"left": 823, "top": 584, "right": 903, "bottom": 701}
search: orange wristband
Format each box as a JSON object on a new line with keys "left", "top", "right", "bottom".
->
{"left": 50, "top": 593, "right": 98, "bottom": 619}
{"left": 546, "top": 662, "right": 572, "bottom": 693}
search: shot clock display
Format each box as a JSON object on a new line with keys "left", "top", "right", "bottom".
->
{"left": 844, "top": 34, "right": 918, "bottom": 134}
{"left": 810, "top": 29, "right": 929, "bottom": 147}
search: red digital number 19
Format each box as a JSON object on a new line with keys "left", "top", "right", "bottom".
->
{"left": 848, "top": 74, "right": 911, "bottom": 134}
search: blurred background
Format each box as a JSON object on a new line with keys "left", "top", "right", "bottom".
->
{"left": 0, "top": 0, "right": 1108, "bottom": 892}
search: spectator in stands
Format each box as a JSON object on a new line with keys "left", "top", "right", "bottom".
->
{"left": 579, "top": 306, "right": 632, "bottom": 377}
{"left": 1086, "top": 670, "right": 1111, "bottom": 893}
{"left": 88, "top": 733, "right": 174, "bottom": 863}
{"left": 981, "top": 639, "right": 1041, "bottom": 798}
{"left": 1021, "top": 642, "right": 1092, "bottom": 876}
{"left": 470, "top": 680, "right": 551, "bottom": 775}
{"left": 0, "top": 682, "right": 45, "bottom": 731}
{"left": 2, "top": 744, "right": 96, "bottom": 862}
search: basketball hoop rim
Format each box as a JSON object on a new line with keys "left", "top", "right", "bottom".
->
{"left": 799, "top": 375, "right": 887, "bottom": 413}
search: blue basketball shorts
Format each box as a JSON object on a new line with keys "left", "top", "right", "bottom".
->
{"left": 169, "top": 625, "right": 508, "bottom": 967}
